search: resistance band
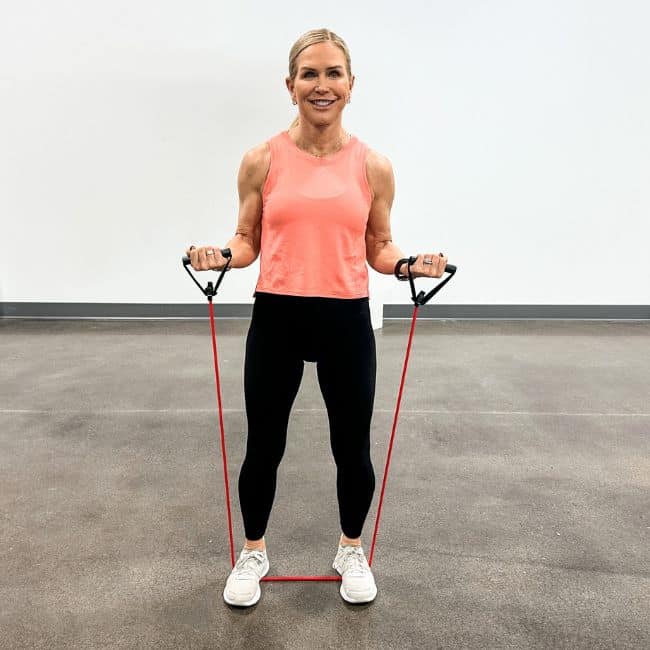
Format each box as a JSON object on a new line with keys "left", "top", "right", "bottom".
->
{"left": 182, "top": 251, "right": 456, "bottom": 581}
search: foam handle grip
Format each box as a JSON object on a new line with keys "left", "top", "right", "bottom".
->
{"left": 445, "top": 264, "right": 456, "bottom": 273}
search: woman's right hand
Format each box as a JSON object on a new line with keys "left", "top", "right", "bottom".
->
{"left": 185, "top": 245, "right": 230, "bottom": 271}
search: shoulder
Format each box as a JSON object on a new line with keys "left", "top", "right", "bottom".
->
{"left": 238, "top": 140, "right": 272, "bottom": 190}
{"left": 364, "top": 147, "right": 395, "bottom": 200}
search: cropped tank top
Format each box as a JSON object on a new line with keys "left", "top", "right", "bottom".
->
{"left": 253, "top": 130, "right": 373, "bottom": 299}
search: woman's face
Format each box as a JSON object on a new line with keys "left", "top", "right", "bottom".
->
{"left": 287, "top": 41, "right": 354, "bottom": 126}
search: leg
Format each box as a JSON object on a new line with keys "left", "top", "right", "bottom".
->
{"left": 238, "top": 314, "right": 304, "bottom": 542}
{"left": 316, "top": 304, "right": 377, "bottom": 540}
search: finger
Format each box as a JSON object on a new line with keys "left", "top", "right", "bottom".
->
{"left": 198, "top": 246, "right": 209, "bottom": 271}
{"left": 436, "top": 253, "right": 447, "bottom": 277}
{"left": 206, "top": 246, "right": 219, "bottom": 269}
{"left": 190, "top": 247, "right": 199, "bottom": 270}
{"left": 203, "top": 246, "right": 219, "bottom": 270}
{"left": 430, "top": 254, "right": 441, "bottom": 277}
{"left": 423, "top": 252, "right": 442, "bottom": 277}
{"left": 214, "top": 248, "right": 225, "bottom": 269}
{"left": 421, "top": 253, "right": 434, "bottom": 276}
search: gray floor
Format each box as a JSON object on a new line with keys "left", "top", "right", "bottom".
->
{"left": 1, "top": 318, "right": 649, "bottom": 650}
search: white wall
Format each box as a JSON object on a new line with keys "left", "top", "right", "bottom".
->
{"left": 2, "top": 0, "right": 648, "bottom": 305}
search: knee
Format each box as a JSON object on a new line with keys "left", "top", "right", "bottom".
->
{"left": 332, "top": 447, "right": 373, "bottom": 473}
{"left": 242, "top": 446, "right": 285, "bottom": 472}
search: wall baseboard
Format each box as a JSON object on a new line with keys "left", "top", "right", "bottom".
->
{"left": 1, "top": 303, "right": 648, "bottom": 320}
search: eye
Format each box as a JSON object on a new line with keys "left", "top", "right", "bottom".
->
{"left": 302, "top": 70, "right": 342, "bottom": 78}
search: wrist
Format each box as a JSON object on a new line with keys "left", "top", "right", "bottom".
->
{"left": 394, "top": 257, "right": 410, "bottom": 281}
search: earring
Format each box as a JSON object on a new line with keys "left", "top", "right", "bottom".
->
{"left": 292, "top": 98, "right": 297, "bottom": 105}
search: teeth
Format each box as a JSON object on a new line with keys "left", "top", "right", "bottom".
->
{"left": 313, "top": 100, "right": 333, "bottom": 105}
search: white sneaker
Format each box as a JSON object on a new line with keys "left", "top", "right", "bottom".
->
{"left": 223, "top": 548, "right": 269, "bottom": 607}
{"left": 332, "top": 544, "right": 377, "bottom": 604}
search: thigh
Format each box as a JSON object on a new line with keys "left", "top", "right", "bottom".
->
{"left": 316, "top": 302, "right": 376, "bottom": 450}
{"left": 243, "top": 303, "right": 305, "bottom": 444}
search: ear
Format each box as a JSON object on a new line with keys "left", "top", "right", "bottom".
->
{"left": 285, "top": 76, "right": 294, "bottom": 96}
{"left": 349, "top": 75, "right": 355, "bottom": 92}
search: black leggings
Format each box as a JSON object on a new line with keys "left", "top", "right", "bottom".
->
{"left": 239, "top": 291, "right": 377, "bottom": 540}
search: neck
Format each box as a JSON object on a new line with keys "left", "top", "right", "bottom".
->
{"left": 290, "top": 121, "right": 349, "bottom": 155}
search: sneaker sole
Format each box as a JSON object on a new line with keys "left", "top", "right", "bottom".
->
{"left": 332, "top": 562, "right": 377, "bottom": 604}
{"left": 223, "top": 560, "right": 270, "bottom": 607}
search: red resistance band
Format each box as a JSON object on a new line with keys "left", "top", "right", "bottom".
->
{"left": 206, "top": 299, "right": 421, "bottom": 582}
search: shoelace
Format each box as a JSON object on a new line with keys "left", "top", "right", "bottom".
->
{"left": 339, "top": 546, "right": 369, "bottom": 576}
{"left": 233, "top": 550, "right": 266, "bottom": 579}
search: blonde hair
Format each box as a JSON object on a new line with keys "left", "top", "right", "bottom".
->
{"left": 287, "top": 28, "right": 353, "bottom": 129}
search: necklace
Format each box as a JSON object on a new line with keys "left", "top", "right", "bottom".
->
{"left": 292, "top": 131, "right": 350, "bottom": 157}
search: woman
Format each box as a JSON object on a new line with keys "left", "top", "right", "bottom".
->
{"left": 186, "top": 28, "right": 448, "bottom": 607}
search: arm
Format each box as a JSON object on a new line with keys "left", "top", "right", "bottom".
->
{"left": 364, "top": 149, "right": 450, "bottom": 281}
{"left": 223, "top": 142, "right": 270, "bottom": 268}
{"left": 364, "top": 149, "right": 408, "bottom": 276}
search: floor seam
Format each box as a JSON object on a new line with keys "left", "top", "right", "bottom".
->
{"left": 1, "top": 409, "right": 649, "bottom": 417}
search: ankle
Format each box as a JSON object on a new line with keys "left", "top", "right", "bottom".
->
{"left": 340, "top": 534, "right": 361, "bottom": 547}
{"left": 244, "top": 537, "right": 266, "bottom": 552}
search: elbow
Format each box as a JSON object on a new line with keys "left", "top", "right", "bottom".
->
{"left": 251, "top": 226, "right": 261, "bottom": 261}
{"left": 365, "top": 238, "right": 383, "bottom": 272}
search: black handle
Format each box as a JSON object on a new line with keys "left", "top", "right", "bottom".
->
{"left": 183, "top": 247, "right": 231, "bottom": 266}
{"left": 181, "top": 248, "right": 233, "bottom": 300}
{"left": 405, "top": 256, "right": 457, "bottom": 306}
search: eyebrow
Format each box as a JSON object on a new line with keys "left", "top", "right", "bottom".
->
{"left": 299, "top": 65, "right": 344, "bottom": 72}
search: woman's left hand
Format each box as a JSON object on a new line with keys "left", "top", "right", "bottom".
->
{"left": 408, "top": 252, "right": 449, "bottom": 278}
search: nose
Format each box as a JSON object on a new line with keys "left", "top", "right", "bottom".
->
{"left": 315, "top": 77, "right": 332, "bottom": 89}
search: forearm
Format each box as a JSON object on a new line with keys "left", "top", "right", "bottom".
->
{"left": 223, "top": 233, "right": 258, "bottom": 268}
{"left": 368, "top": 241, "right": 408, "bottom": 276}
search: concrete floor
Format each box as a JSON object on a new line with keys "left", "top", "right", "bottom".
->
{"left": 1, "top": 318, "right": 649, "bottom": 649}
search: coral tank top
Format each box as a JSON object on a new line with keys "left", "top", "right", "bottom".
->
{"left": 254, "top": 130, "right": 373, "bottom": 299}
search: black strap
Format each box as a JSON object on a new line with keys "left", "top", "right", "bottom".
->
{"left": 402, "top": 255, "right": 457, "bottom": 306}
{"left": 394, "top": 257, "right": 410, "bottom": 281}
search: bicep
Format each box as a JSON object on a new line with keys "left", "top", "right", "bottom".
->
{"left": 365, "top": 152, "right": 395, "bottom": 255}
